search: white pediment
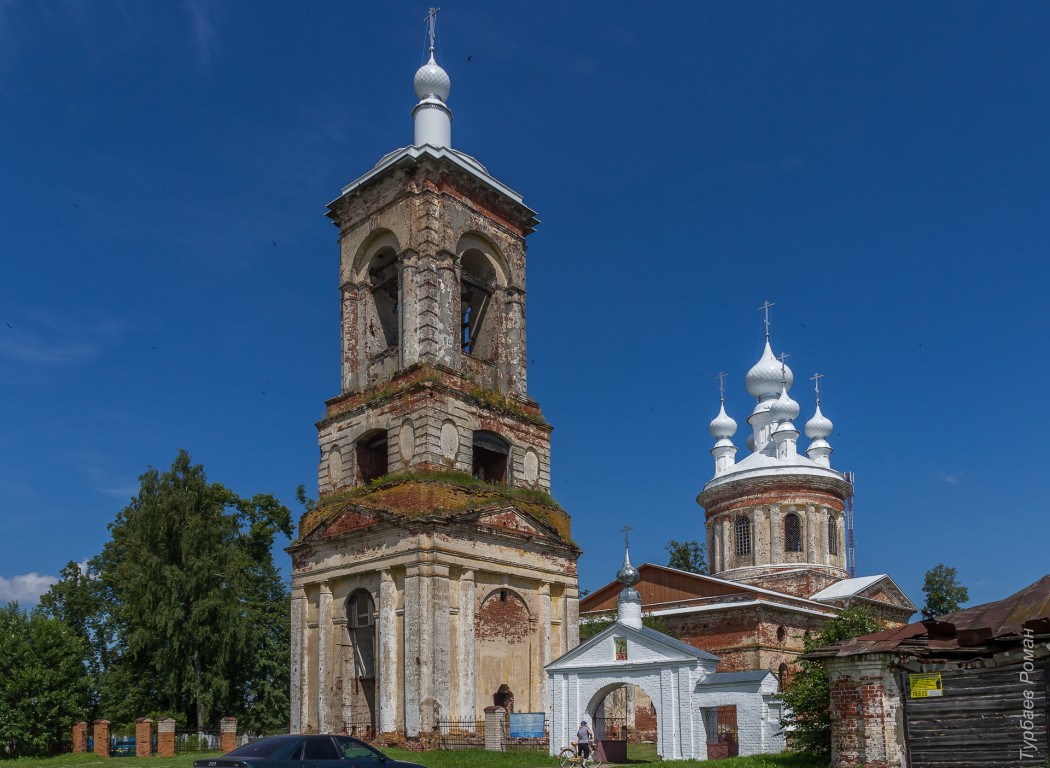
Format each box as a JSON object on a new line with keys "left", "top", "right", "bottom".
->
{"left": 547, "top": 621, "right": 719, "bottom": 673}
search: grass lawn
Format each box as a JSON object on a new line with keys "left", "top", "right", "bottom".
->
{"left": 3, "top": 749, "right": 824, "bottom": 768}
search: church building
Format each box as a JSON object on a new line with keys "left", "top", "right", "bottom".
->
{"left": 581, "top": 325, "right": 915, "bottom": 689}
{"left": 288, "top": 23, "right": 580, "bottom": 738}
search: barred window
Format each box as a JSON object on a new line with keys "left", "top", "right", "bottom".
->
{"left": 784, "top": 513, "right": 802, "bottom": 553}
{"left": 735, "top": 516, "right": 752, "bottom": 556}
{"left": 828, "top": 516, "right": 838, "bottom": 555}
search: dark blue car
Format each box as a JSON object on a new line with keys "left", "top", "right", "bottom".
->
{"left": 192, "top": 735, "right": 426, "bottom": 768}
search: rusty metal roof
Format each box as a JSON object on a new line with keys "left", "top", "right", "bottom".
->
{"left": 806, "top": 574, "right": 1050, "bottom": 659}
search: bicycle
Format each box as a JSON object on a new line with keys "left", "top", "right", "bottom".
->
{"left": 558, "top": 740, "right": 603, "bottom": 768}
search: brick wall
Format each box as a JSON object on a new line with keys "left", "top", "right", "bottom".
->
{"left": 824, "top": 654, "right": 905, "bottom": 768}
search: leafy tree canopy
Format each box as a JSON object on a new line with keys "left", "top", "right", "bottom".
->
{"left": 579, "top": 613, "right": 676, "bottom": 641}
{"left": 921, "top": 563, "right": 969, "bottom": 619}
{"left": 779, "top": 606, "right": 883, "bottom": 758}
{"left": 38, "top": 450, "right": 293, "bottom": 733}
{"left": 665, "top": 539, "right": 707, "bottom": 574}
{"left": 0, "top": 604, "right": 92, "bottom": 757}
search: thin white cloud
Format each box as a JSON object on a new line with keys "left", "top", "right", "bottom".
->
{"left": 0, "top": 571, "right": 58, "bottom": 606}
{"left": 184, "top": 0, "right": 217, "bottom": 66}
{"left": 939, "top": 472, "right": 962, "bottom": 485}
{"left": 93, "top": 483, "right": 140, "bottom": 500}
{"left": 0, "top": 308, "right": 128, "bottom": 365}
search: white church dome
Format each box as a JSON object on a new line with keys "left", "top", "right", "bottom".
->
{"left": 746, "top": 339, "right": 793, "bottom": 398}
{"left": 805, "top": 403, "right": 834, "bottom": 440}
{"left": 769, "top": 387, "right": 800, "bottom": 423}
{"left": 414, "top": 54, "right": 451, "bottom": 101}
{"left": 709, "top": 403, "right": 737, "bottom": 439}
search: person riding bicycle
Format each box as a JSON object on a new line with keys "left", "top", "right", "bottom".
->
{"left": 576, "top": 720, "right": 594, "bottom": 761}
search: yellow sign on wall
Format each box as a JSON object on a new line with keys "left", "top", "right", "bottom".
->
{"left": 909, "top": 673, "right": 943, "bottom": 698}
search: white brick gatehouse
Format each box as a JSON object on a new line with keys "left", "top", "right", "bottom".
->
{"left": 547, "top": 548, "right": 785, "bottom": 760}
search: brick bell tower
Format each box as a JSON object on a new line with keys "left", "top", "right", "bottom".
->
{"left": 288, "top": 12, "right": 579, "bottom": 740}
{"left": 697, "top": 310, "right": 852, "bottom": 599}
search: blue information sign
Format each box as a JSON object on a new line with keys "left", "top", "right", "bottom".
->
{"left": 509, "top": 712, "right": 545, "bottom": 738}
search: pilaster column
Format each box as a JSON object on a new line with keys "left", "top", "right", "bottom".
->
{"left": 565, "top": 585, "right": 580, "bottom": 650}
{"left": 720, "top": 517, "right": 732, "bottom": 570}
{"left": 431, "top": 564, "right": 451, "bottom": 728}
{"left": 537, "top": 582, "right": 552, "bottom": 719}
{"left": 318, "top": 582, "right": 333, "bottom": 734}
{"left": 457, "top": 570, "right": 476, "bottom": 720}
{"left": 403, "top": 564, "right": 421, "bottom": 737}
{"left": 770, "top": 506, "right": 782, "bottom": 564}
{"left": 709, "top": 519, "right": 718, "bottom": 575}
{"left": 806, "top": 506, "right": 817, "bottom": 562}
{"left": 290, "top": 587, "right": 306, "bottom": 734}
{"left": 377, "top": 570, "right": 398, "bottom": 734}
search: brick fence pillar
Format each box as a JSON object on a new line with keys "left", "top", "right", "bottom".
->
{"left": 93, "top": 720, "right": 110, "bottom": 758}
{"left": 483, "top": 706, "right": 505, "bottom": 751}
{"left": 157, "top": 717, "right": 176, "bottom": 758}
{"left": 220, "top": 717, "right": 237, "bottom": 754}
{"left": 135, "top": 718, "right": 153, "bottom": 757}
{"left": 72, "top": 721, "right": 88, "bottom": 753}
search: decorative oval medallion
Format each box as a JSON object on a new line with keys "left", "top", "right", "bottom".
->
{"left": 440, "top": 421, "right": 459, "bottom": 461}
{"left": 399, "top": 420, "right": 415, "bottom": 462}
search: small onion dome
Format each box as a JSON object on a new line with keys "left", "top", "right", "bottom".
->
{"left": 746, "top": 339, "right": 794, "bottom": 398}
{"left": 616, "top": 547, "right": 640, "bottom": 587}
{"left": 805, "top": 403, "right": 834, "bottom": 440}
{"left": 709, "top": 402, "right": 737, "bottom": 439}
{"left": 769, "top": 387, "right": 800, "bottom": 423}
{"left": 414, "top": 53, "right": 451, "bottom": 101}
{"left": 746, "top": 433, "right": 756, "bottom": 452}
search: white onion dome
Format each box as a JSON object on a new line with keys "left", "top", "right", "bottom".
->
{"left": 746, "top": 433, "right": 756, "bottom": 452}
{"left": 746, "top": 339, "right": 794, "bottom": 398}
{"left": 769, "top": 387, "right": 800, "bottom": 423}
{"left": 805, "top": 403, "right": 834, "bottom": 440}
{"left": 414, "top": 53, "right": 451, "bottom": 101}
{"left": 709, "top": 403, "right": 737, "bottom": 439}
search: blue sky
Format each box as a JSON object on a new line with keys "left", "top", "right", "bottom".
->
{"left": 1, "top": 2, "right": 1047, "bottom": 612}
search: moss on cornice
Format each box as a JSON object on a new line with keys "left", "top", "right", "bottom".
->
{"left": 296, "top": 470, "right": 573, "bottom": 546}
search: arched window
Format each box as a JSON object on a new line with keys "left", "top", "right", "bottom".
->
{"left": 355, "top": 429, "right": 388, "bottom": 484}
{"left": 734, "top": 516, "right": 752, "bottom": 556}
{"left": 472, "top": 430, "right": 509, "bottom": 483}
{"left": 460, "top": 250, "right": 497, "bottom": 360}
{"left": 828, "top": 516, "right": 838, "bottom": 555}
{"left": 784, "top": 513, "right": 802, "bottom": 553}
{"left": 345, "top": 589, "right": 375, "bottom": 680}
{"left": 368, "top": 249, "right": 399, "bottom": 349}
{"left": 778, "top": 663, "right": 789, "bottom": 690}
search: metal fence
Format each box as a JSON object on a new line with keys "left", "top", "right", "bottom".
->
{"left": 435, "top": 719, "right": 486, "bottom": 750}
{"left": 342, "top": 721, "right": 375, "bottom": 740}
{"left": 173, "top": 730, "right": 221, "bottom": 754}
{"left": 593, "top": 716, "right": 627, "bottom": 741}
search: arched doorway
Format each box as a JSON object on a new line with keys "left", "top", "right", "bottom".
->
{"left": 343, "top": 589, "right": 376, "bottom": 737}
{"left": 586, "top": 681, "right": 661, "bottom": 763}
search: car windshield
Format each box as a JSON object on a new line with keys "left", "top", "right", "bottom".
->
{"left": 333, "top": 736, "right": 383, "bottom": 760}
{"left": 227, "top": 736, "right": 302, "bottom": 759}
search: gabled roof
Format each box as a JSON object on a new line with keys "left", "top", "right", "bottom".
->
{"left": 581, "top": 563, "right": 838, "bottom": 617}
{"left": 809, "top": 574, "right": 885, "bottom": 599}
{"left": 809, "top": 573, "right": 917, "bottom": 613}
{"left": 546, "top": 620, "right": 718, "bottom": 673}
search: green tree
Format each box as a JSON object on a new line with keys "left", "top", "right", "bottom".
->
{"left": 665, "top": 539, "right": 707, "bottom": 574}
{"left": 779, "top": 606, "right": 882, "bottom": 758}
{"left": 0, "top": 604, "right": 92, "bottom": 757}
{"left": 88, "top": 450, "right": 293, "bottom": 731}
{"left": 921, "top": 563, "right": 969, "bottom": 619}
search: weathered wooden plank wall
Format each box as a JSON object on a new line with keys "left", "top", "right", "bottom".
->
{"left": 903, "top": 662, "right": 1047, "bottom": 768}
